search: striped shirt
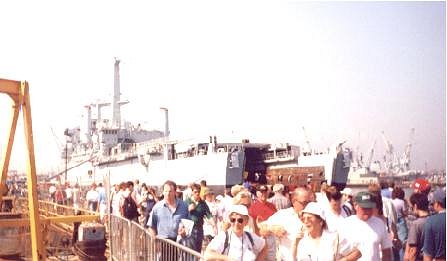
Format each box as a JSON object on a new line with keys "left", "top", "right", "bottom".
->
{"left": 268, "top": 193, "right": 291, "bottom": 210}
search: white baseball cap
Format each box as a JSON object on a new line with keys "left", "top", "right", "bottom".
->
{"left": 341, "top": 187, "right": 353, "bottom": 196}
{"left": 227, "top": 204, "right": 249, "bottom": 218}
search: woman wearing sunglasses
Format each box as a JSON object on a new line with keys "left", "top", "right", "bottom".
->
{"left": 204, "top": 204, "right": 266, "bottom": 261}
{"left": 292, "top": 202, "right": 361, "bottom": 261}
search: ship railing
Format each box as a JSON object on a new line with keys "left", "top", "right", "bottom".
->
{"left": 110, "top": 214, "right": 204, "bottom": 261}
{"left": 98, "top": 149, "right": 138, "bottom": 163}
{"left": 263, "top": 150, "right": 295, "bottom": 161}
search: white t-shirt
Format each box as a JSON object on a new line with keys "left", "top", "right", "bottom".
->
{"left": 111, "top": 190, "right": 123, "bottom": 216}
{"left": 391, "top": 198, "right": 406, "bottom": 219}
{"left": 204, "top": 200, "right": 218, "bottom": 237}
{"left": 86, "top": 189, "right": 99, "bottom": 202}
{"left": 265, "top": 207, "right": 304, "bottom": 260}
{"left": 343, "top": 215, "right": 393, "bottom": 261}
{"left": 207, "top": 230, "right": 265, "bottom": 261}
{"left": 324, "top": 210, "right": 347, "bottom": 233}
{"left": 49, "top": 185, "right": 56, "bottom": 195}
{"left": 296, "top": 230, "right": 353, "bottom": 261}
{"left": 65, "top": 187, "right": 73, "bottom": 199}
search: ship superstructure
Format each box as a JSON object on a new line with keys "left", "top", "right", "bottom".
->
{"left": 57, "top": 59, "right": 354, "bottom": 191}
{"left": 60, "top": 59, "right": 164, "bottom": 183}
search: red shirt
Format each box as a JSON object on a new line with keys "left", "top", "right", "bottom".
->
{"left": 248, "top": 200, "right": 277, "bottom": 222}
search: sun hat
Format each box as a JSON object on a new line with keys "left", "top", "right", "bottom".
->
{"left": 354, "top": 191, "right": 377, "bottom": 209}
{"left": 215, "top": 195, "right": 224, "bottom": 201}
{"left": 301, "top": 202, "right": 325, "bottom": 220}
{"left": 227, "top": 204, "right": 249, "bottom": 218}
{"left": 340, "top": 187, "right": 353, "bottom": 196}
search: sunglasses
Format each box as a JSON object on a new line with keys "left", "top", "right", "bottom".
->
{"left": 229, "top": 217, "right": 244, "bottom": 224}
{"left": 296, "top": 200, "right": 311, "bottom": 206}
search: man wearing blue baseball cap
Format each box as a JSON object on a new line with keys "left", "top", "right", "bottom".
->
{"left": 423, "top": 189, "right": 446, "bottom": 260}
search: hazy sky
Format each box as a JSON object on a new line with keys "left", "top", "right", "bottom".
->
{"left": 0, "top": 1, "right": 445, "bottom": 172}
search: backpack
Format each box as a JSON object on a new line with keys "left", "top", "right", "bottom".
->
{"left": 221, "top": 231, "right": 254, "bottom": 254}
{"left": 122, "top": 196, "right": 138, "bottom": 219}
{"left": 144, "top": 198, "right": 156, "bottom": 215}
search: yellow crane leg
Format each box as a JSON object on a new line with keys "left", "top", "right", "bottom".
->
{"left": 0, "top": 79, "right": 20, "bottom": 203}
{"left": 21, "top": 82, "right": 45, "bottom": 260}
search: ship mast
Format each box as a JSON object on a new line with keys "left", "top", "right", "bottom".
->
{"left": 112, "top": 58, "right": 129, "bottom": 128}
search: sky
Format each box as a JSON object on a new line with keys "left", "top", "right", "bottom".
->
{"left": 0, "top": 1, "right": 445, "bottom": 173}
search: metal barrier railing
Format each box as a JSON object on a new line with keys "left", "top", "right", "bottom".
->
{"left": 110, "top": 214, "right": 131, "bottom": 260}
{"left": 3, "top": 198, "right": 203, "bottom": 260}
{"left": 110, "top": 214, "right": 203, "bottom": 261}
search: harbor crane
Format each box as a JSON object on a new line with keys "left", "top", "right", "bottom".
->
{"left": 366, "top": 139, "right": 377, "bottom": 169}
{"left": 381, "top": 131, "right": 395, "bottom": 173}
{"left": 400, "top": 128, "right": 415, "bottom": 172}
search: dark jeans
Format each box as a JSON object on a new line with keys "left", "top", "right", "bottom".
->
{"left": 88, "top": 201, "right": 98, "bottom": 212}
{"left": 189, "top": 226, "right": 204, "bottom": 253}
{"left": 177, "top": 227, "right": 203, "bottom": 261}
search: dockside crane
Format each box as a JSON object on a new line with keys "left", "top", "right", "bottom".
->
{"left": 366, "top": 139, "right": 377, "bottom": 170}
{"left": 381, "top": 131, "right": 395, "bottom": 173}
{"left": 400, "top": 128, "right": 415, "bottom": 172}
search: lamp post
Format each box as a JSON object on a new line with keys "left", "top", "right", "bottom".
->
{"left": 160, "top": 107, "right": 169, "bottom": 161}
{"left": 63, "top": 128, "right": 72, "bottom": 183}
{"left": 65, "top": 139, "right": 68, "bottom": 183}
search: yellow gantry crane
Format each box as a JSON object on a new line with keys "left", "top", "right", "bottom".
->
{"left": 0, "top": 79, "right": 44, "bottom": 260}
{"left": 0, "top": 79, "right": 100, "bottom": 261}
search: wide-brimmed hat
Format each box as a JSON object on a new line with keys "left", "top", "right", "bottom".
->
{"left": 301, "top": 202, "right": 325, "bottom": 220}
{"left": 354, "top": 191, "right": 376, "bottom": 209}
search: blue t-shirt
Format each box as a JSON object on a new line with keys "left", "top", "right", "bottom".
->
{"left": 98, "top": 187, "right": 107, "bottom": 205}
{"left": 423, "top": 212, "right": 446, "bottom": 259}
{"left": 148, "top": 198, "right": 190, "bottom": 239}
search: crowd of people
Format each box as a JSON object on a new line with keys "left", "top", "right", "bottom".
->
{"left": 43, "top": 178, "right": 445, "bottom": 261}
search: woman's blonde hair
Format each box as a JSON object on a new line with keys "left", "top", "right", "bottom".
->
{"left": 232, "top": 190, "right": 252, "bottom": 206}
